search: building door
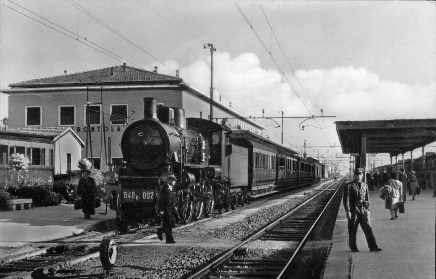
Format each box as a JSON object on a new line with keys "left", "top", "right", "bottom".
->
{"left": 67, "top": 153, "right": 71, "bottom": 173}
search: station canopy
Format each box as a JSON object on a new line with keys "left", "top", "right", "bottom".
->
{"left": 336, "top": 119, "right": 436, "bottom": 156}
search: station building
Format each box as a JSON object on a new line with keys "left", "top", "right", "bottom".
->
{"left": 0, "top": 127, "right": 84, "bottom": 186}
{"left": 1, "top": 64, "right": 264, "bottom": 172}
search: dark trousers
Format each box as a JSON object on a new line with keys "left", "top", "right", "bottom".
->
{"left": 347, "top": 213, "right": 378, "bottom": 250}
{"left": 158, "top": 225, "right": 174, "bottom": 243}
{"left": 158, "top": 213, "right": 175, "bottom": 243}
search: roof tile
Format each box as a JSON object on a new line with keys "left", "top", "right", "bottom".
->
{"left": 9, "top": 65, "right": 182, "bottom": 88}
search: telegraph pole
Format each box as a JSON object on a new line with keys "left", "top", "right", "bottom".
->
{"left": 280, "top": 111, "right": 284, "bottom": 144}
{"left": 204, "top": 43, "right": 216, "bottom": 121}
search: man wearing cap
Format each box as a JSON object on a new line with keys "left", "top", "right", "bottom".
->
{"left": 157, "top": 174, "right": 177, "bottom": 244}
{"left": 343, "top": 167, "right": 382, "bottom": 252}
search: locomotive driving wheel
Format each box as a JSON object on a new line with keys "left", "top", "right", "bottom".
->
{"left": 192, "top": 198, "right": 204, "bottom": 221}
{"left": 203, "top": 196, "right": 214, "bottom": 218}
{"left": 177, "top": 191, "right": 193, "bottom": 224}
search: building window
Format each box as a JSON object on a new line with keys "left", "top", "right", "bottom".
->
{"left": 26, "top": 106, "right": 42, "bottom": 126}
{"left": 0, "top": 145, "right": 7, "bottom": 164}
{"left": 50, "top": 149, "right": 54, "bottom": 166}
{"left": 110, "top": 104, "right": 128, "bottom": 125}
{"left": 88, "top": 158, "right": 101, "bottom": 170}
{"left": 31, "top": 148, "right": 41, "bottom": 165}
{"left": 59, "top": 106, "right": 75, "bottom": 126}
{"left": 84, "top": 105, "right": 101, "bottom": 125}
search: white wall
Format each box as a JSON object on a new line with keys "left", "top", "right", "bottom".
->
{"left": 54, "top": 132, "right": 82, "bottom": 175}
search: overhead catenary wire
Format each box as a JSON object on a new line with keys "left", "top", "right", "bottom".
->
{"left": 67, "top": 0, "right": 175, "bottom": 73}
{"left": 142, "top": 3, "right": 206, "bottom": 46}
{"left": 259, "top": 3, "right": 334, "bottom": 147}
{"left": 2, "top": 0, "right": 146, "bottom": 71}
{"left": 233, "top": 2, "right": 314, "bottom": 116}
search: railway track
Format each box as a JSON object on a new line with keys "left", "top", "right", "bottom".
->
{"left": 0, "top": 180, "right": 340, "bottom": 279}
{"left": 187, "top": 180, "right": 343, "bottom": 279}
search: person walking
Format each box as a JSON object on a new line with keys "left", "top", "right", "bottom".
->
{"left": 77, "top": 168, "right": 97, "bottom": 219}
{"left": 386, "top": 172, "right": 403, "bottom": 220}
{"left": 157, "top": 174, "right": 177, "bottom": 244}
{"left": 374, "top": 170, "right": 382, "bottom": 188}
{"left": 398, "top": 168, "right": 408, "bottom": 202}
{"left": 343, "top": 167, "right": 382, "bottom": 253}
{"left": 366, "top": 172, "right": 374, "bottom": 191}
{"left": 408, "top": 170, "right": 420, "bottom": 201}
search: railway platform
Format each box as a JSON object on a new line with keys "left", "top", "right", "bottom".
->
{"left": 323, "top": 186, "right": 435, "bottom": 279}
{"left": 0, "top": 203, "right": 115, "bottom": 262}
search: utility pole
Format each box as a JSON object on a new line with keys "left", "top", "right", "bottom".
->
{"left": 204, "top": 43, "right": 216, "bottom": 121}
{"left": 280, "top": 111, "right": 284, "bottom": 144}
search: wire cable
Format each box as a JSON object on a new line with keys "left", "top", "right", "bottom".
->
{"left": 234, "top": 2, "right": 314, "bottom": 116}
{"left": 67, "top": 0, "right": 175, "bottom": 72}
{"left": 3, "top": 0, "right": 146, "bottom": 71}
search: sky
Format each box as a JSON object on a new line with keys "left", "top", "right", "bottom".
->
{"left": 0, "top": 0, "right": 435, "bottom": 173}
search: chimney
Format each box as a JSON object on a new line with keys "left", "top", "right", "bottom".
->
{"left": 176, "top": 70, "right": 179, "bottom": 78}
{"left": 123, "top": 62, "right": 127, "bottom": 72}
{"left": 153, "top": 66, "right": 158, "bottom": 73}
{"left": 143, "top": 98, "right": 158, "bottom": 119}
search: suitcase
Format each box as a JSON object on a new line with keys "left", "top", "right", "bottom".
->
{"left": 74, "top": 198, "right": 82, "bottom": 210}
{"left": 398, "top": 202, "right": 405, "bottom": 213}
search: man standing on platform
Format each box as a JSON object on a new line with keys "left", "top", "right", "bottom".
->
{"left": 343, "top": 167, "right": 382, "bottom": 252}
{"left": 398, "top": 168, "right": 408, "bottom": 202}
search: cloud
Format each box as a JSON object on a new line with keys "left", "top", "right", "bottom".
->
{"left": 295, "top": 66, "right": 436, "bottom": 120}
{"left": 172, "top": 53, "right": 435, "bottom": 122}
{"left": 146, "top": 53, "right": 436, "bottom": 153}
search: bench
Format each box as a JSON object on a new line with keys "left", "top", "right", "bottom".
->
{"left": 5, "top": 199, "right": 33, "bottom": 211}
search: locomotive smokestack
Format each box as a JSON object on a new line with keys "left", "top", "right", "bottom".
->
{"left": 143, "top": 98, "right": 158, "bottom": 119}
{"left": 172, "top": 107, "right": 186, "bottom": 129}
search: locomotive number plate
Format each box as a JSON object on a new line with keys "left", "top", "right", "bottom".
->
{"left": 122, "top": 190, "right": 155, "bottom": 203}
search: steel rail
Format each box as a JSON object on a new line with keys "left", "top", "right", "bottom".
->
{"left": 187, "top": 179, "right": 343, "bottom": 279}
{"left": 276, "top": 180, "right": 343, "bottom": 278}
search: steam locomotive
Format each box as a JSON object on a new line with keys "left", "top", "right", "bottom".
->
{"left": 115, "top": 97, "right": 325, "bottom": 231}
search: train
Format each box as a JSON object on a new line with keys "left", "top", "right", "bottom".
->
{"left": 114, "top": 97, "right": 325, "bottom": 231}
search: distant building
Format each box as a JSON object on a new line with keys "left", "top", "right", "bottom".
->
{"left": 0, "top": 127, "right": 84, "bottom": 185}
{"left": 1, "top": 64, "right": 264, "bottom": 171}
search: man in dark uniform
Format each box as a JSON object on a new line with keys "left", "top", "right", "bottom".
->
{"left": 343, "top": 168, "right": 382, "bottom": 252}
{"left": 157, "top": 174, "right": 177, "bottom": 244}
{"left": 398, "top": 168, "right": 407, "bottom": 202}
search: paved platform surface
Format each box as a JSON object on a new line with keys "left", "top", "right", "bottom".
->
{"left": 323, "top": 187, "right": 435, "bottom": 279}
{"left": 0, "top": 202, "right": 115, "bottom": 261}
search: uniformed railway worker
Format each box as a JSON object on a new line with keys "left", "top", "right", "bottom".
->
{"left": 343, "top": 168, "right": 382, "bottom": 252}
{"left": 157, "top": 174, "right": 177, "bottom": 244}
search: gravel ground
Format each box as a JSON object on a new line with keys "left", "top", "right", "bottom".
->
{"left": 71, "top": 184, "right": 331, "bottom": 278}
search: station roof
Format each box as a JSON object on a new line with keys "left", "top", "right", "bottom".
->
{"left": 336, "top": 119, "right": 436, "bottom": 156}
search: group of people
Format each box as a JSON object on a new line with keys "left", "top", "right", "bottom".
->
{"left": 343, "top": 167, "right": 422, "bottom": 253}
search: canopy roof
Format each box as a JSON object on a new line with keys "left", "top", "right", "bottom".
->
{"left": 336, "top": 119, "right": 436, "bottom": 156}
